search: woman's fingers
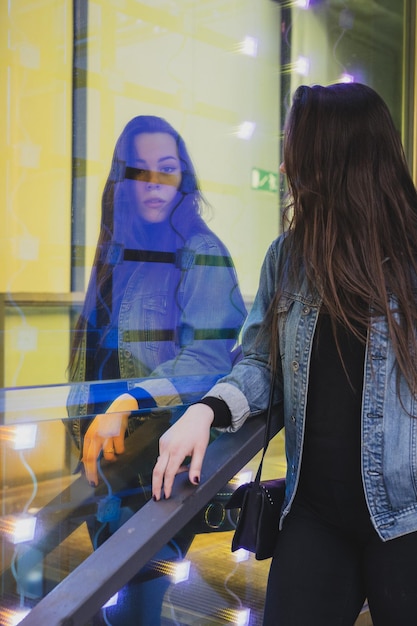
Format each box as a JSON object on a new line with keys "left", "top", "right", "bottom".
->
{"left": 188, "top": 438, "right": 210, "bottom": 486}
{"left": 152, "top": 404, "right": 214, "bottom": 500}
{"left": 153, "top": 452, "right": 190, "bottom": 500}
{"left": 112, "top": 416, "right": 128, "bottom": 455}
{"left": 102, "top": 438, "right": 117, "bottom": 461}
{"left": 82, "top": 412, "right": 129, "bottom": 485}
{"left": 82, "top": 435, "right": 103, "bottom": 486}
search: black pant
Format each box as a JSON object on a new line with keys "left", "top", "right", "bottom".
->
{"left": 263, "top": 500, "right": 417, "bottom": 626}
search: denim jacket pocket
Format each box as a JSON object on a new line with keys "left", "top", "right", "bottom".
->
{"left": 143, "top": 293, "right": 170, "bottom": 351}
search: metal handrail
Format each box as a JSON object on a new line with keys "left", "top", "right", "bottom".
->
{"left": 19, "top": 409, "right": 282, "bottom": 626}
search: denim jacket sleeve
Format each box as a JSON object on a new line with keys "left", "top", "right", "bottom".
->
{"left": 121, "top": 231, "right": 247, "bottom": 407}
{"left": 206, "top": 235, "right": 286, "bottom": 432}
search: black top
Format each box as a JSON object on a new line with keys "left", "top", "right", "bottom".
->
{"left": 204, "top": 313, "right": 372, "bottom": 531}
{"left": 297, "top": 313, "right": 371, "bottom": 531}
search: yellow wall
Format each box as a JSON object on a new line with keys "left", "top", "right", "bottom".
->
{"left": 5, "top": 308, "right": 71, "bottom": 388}
{"left": 1, "top": 1, "right": 73, "bottom": 395}
{"left": 0, "top": 1, "right": 73, "bottom": 482}
{"left": 1, "top": 1, "right": 73, "bottom": 295}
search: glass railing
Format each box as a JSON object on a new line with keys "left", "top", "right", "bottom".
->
{"left": 0, "top": 393, "right": 373, "bottom": 626}
{"left": 0, "top": 384, "right": 281, "bottom": 624}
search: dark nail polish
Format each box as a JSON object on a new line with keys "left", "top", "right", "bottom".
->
{"left": 90, "top": 481, "right": 96, "bottom": 488}
{"left": 193, "top": 476, "right": 200, "bottom": 484}
{"left": 152, "top": 495, "right": 157, "bottom": 501}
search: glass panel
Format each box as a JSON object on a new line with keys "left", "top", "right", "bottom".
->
{"left": 2, "top": 9, "right": 281, "bottom": 603}
{"left": 2, "top": 2, "right": 282, "bottom": 623}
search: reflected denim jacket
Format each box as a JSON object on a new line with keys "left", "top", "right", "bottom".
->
{"left": 208, "top": 233, "right": 417, "bottom": 541}
{"left": 67, "top": 230, "right": 246, "bottom": 448}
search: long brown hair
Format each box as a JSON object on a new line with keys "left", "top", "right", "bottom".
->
{"left": 270, "top": 83, "right": 417, "bottom": 393}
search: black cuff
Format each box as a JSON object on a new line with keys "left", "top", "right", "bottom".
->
{"left": 195, "top": 396, "right": 232, "bottom": 428}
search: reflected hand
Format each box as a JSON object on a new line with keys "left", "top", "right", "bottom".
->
{"left": 82, "top": 393, "right": 138, "bottom": 486}
{"left": 152, "top": 403, "right": 214, "bottom": 500}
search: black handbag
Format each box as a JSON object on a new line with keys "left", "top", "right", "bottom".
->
{"left": 226, "top": 386, "right": 286, "bottom": 560}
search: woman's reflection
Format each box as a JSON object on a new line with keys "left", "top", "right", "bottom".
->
{"left": 66, "top": 115, "right": 246, "bottom": 624}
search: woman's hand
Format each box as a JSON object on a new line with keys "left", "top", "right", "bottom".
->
{"left": 82, "top": 393, "right": 138, "bottom": 486}
{"left": 152, "top": 403, "right": 214, "bottom": 500}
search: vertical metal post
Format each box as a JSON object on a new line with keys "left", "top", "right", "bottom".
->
{"left": 71, "top": 0, "right": 89, "bottom": 293}
{"left": 402, "top": 0, "right": 417, "bottom": 180}
{"left": 279, "top": 6, "right": 292, "bottom": 232}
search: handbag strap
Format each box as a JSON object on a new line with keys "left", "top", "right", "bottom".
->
{"left": 254, "top": 378, "right": 275, "bottom": 485}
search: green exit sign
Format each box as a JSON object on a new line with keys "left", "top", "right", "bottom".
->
{"left": 251, "top": 168, "right": 278, "bottom": 192}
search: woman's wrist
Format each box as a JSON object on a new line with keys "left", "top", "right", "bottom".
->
{"left": 107, "top": 393, "right": 139, "bottom": 415}
{"left": 195, "top": 396, "right": 231, "bottom": 428}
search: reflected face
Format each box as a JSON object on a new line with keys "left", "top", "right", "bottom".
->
{"left": 126, "top": 132, "right": 182, "bottom": 223}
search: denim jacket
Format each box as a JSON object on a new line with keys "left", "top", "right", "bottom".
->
{"left": 67, "top": 229, "right": 246, "bottom": 449}
{"left": 208, "top": 233, "right": 417, "bottom": 541}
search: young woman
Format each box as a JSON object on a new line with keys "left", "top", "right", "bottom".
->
{"left": 152, "top": 83, "right": 417, "bottom": 626}
{"left": 66, "top": 115, "right": 246, "bottom": 624}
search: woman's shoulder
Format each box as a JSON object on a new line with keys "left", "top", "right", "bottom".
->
{"left": 183, "top": 224, "right": 231, "bottom": 256}
{"left": 265, "top": 231, "right": 291, "bottom": 263}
